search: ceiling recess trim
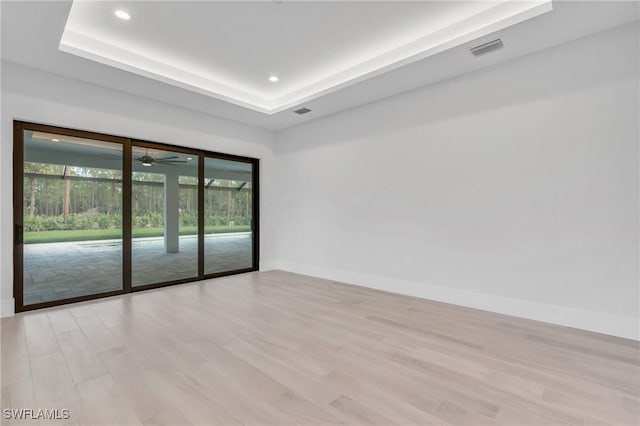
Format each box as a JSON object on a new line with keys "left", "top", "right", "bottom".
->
{"left": 59, "top": 0, "right": 553, "bottom": 115}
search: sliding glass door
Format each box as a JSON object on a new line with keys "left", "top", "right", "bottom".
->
{"left": 19, "top": 128, "right": 125, "bottom": 307}
{"left": 131, "top": 144, "right": 200, "bottom": 287}
{"left": 14, "top": 122, "right": 259, "bottom": 312}
{"left": 203, "top": 156, "right": 255, "bottom": 275}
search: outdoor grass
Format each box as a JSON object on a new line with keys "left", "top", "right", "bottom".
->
{"left": 24, "top": 225, "right": 251, "bottom": 244}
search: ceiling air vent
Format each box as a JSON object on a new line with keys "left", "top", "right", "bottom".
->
{"left": 294, "top": 107, "right": 311, "bottom": 115}
{"left": 470, "top": 39, "right": 504, "bottom": 56}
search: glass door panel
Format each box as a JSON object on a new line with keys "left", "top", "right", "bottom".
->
{"left": 131, "top": 146, "right": 199, "bottom": 286}
{"left": 203, "top": 157, "right": 253, "bottom": 274}
{"left": 22, "top": 130, "right": 123, "bottom": 305}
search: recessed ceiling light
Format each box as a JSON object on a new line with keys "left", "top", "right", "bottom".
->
{"left": 187, "top": 157, "right": 193, "bottom": 161}
{"left": 268, "top": 75, "right": 279, "bottom": 83}
{"left": 51, "top": 138, "right": 60, "bottom": 142}
{"left": 114, "top": 10, "right": 131, "bottom": 21}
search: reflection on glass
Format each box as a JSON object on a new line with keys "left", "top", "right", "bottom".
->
{"left": 204, "top": 157, "right": 253, "bottom": 274}
{"left": 131, "top": 147, "right": 198, "bottom": 286}
{"left": 22, "top": 130, "right": 123, "bottom": 305}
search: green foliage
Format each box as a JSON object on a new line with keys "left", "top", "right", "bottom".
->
{"left": 66, "top": 215, "right": 92, "bottom": 230}
{"left": 233, "top": 215, "right": 250, "bottom": 226}
{"left": 97, "top": 214, "right": 113, "bottom": 229}
{"left": 23, "top": 216, "right": 44, "bottom": 232}
{"left": 204, "top": 214, "right": 229, "bottom": 226}
{"left": 149, "top": 213, "right": 163, "bottom": 228}
{"left": 42, "top": 216, "right": 61, "bottom": 231}
{"left": 24, "top": 211, "right": 251, "bottom": 233}
{"left": 24, "top": 164, "right": 253, "bottom": 235}
{"left": 24, "top": 225, "right": 251, "bottom": 244}
{"left": 131, "top": 213, "right": 163, "bottom": 228}
{"left": 133, "top": 215, "right": 148, "bottom": 228}
{"left": 25, "top": 214, "right": 109, "bottom": 232}
{"left": 180, "top": 211, "right": 197, "bottom": 227}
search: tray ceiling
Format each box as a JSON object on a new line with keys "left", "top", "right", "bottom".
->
{"left": 2, "top": 1, "right": 638, "bottom": 129}
{"left": 59, "top": 1, "right": 553, "bottom": 114}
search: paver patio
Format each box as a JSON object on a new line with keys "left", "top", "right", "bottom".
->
{"left": 23, "top": 233, "right": 252, "bottom": 305}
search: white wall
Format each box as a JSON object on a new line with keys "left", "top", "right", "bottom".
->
{"left": 0, "top": 62, "right": 278, "bottom": 317}
{"left": 273, "top": 23, "right": 640, "bottom": 340}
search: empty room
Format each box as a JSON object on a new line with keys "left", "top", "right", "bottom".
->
{"left": 1, "top": 1, "right": 638, "bottom": 425}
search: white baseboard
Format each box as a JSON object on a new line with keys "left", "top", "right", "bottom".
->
{"left": 269, "top": 260, "right": 639, "bottom": 341}
{"left": 260, "top": 260, "right": 280, "bottom": 272}
{"left": 1, "top": 298, "right": 15, "bottom": 318}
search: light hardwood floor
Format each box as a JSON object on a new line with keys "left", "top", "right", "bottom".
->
{"left": 1, "top": 270, "right": 638, "bottom": 425}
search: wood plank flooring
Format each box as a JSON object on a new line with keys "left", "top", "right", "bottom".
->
{"left": 1, "top": 270, "right": 638, "bottom": 425}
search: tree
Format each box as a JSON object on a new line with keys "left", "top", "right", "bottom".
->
{"left": 63, "top": 166, "right": 71, "bottom": 222}
{"left": 227, "top": 180, "right": 233, "bottom": 218}
{"left": 29, "top": 176, "right": 36, "bottom": 218}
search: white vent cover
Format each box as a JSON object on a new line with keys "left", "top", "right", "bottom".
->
{"left": 470, "top": 39, "right": 504, "bottom": 56}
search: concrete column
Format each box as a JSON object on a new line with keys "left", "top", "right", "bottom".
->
{"left": 164, "top": 172, "right": 180, "bottom": 253}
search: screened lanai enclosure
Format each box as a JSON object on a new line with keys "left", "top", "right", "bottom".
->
{"left": 14, "top": 122, "right": 258, "bottom": 310}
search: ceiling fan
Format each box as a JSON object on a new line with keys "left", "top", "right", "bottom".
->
{"left": 136, "top": 149, "right": 188, "bottom": 167}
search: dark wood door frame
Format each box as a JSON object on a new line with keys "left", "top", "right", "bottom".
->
{"left": 13, "top": 120, "right": 260, "bottom": 313}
